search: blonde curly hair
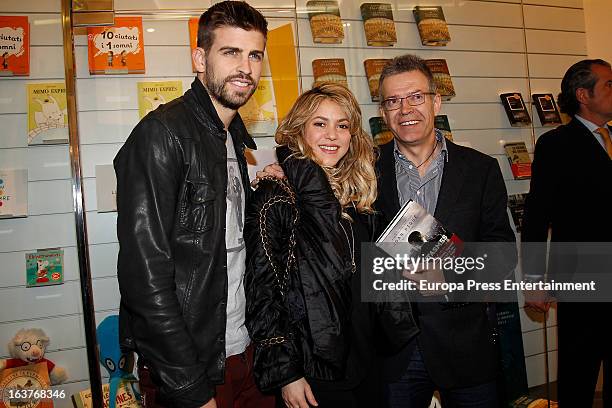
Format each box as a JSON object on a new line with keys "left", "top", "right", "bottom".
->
{"left": 275, "top": 83, "right": 377, "bottom": 214}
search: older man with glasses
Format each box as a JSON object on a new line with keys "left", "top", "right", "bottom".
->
{"left": 375, "top": 54, "right": 517, "bottom": 408}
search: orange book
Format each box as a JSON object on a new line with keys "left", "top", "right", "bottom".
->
{"left": 87, "top": 16, "right": 145, "bottom": 75}
{"left": 188, "top": 17, "right": 198, "bottom": 73}
{"left": 0, "top": 16, "right": 30, "bottom": 76}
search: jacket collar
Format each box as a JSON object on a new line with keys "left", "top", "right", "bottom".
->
{"left": 190, "top": 78, "right": 257, "bottom": 150}
{"left": 376, "top": 139, "right": 466, "bottom": 226}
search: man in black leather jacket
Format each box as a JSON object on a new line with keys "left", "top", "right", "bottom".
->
{"left": 113, "top": 3, "right": 274, "bottom": 408}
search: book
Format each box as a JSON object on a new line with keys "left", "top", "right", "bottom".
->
{"left": 307, "top": 0, "right": 344, "bottom": 44}
{"left": 532, "top": 93, "right": 561, "bottom": 126}
{"left": 0, "top": 362, "right": 53, "bottom": 408}
{"left": 137, "top": 80, "right": 183, "bottom": 119}
{"left": 500, "top": 93, "right": 531, "bottom": 127}
{"left": 424, "top": 59, "right": 455, "bottom": 100}
{"left": 504, "top": 142, "right": 532, "bottom": 179}
{"left": 95, "top": 164, "right": 117, "bottom": 213}
{"left": 511, "top": 396, "right": 558, "bottom": 408}
{"left": 0, "top": 168, "right": 28, "bottom": 218}
{"left": 188, "top": 17, "right": 198, "bottom": 73}
{"left": 376, "top": 200, "right": 463, "bottom": 263}
{"left": 87, "top": 16, "right": 145, "bottom": 75}
{"left": 434, "top": 115, "right": 453, "bottom": 141}
{"left": 25, "top": 248, "right": 64, "bottom": 287}
{"left": 27, "top": 82, "right": 69, "bottom": 145}
{"left": 0, "top": 16, "right": 29, "bottom": 76}
{"left": 413, "top": 6, "right": 451, "bottom": 46}
{"left": 364, "top": 59, "right": 389, "bottom": 102}
{"left": 369, "top": 117, "right": 394, "bottom": 145}
{"left": 72, "top": 379, "right": 142, "bottom": 408}
{"left": 360, "top": 3, "right": 396, "bottom": 47}
{"left": 507, "top": 193, "right": 526, "bottom": 232}
{"left": 496, "top": 302, "right": 529, "bottom": 406}
{"left": 312, "top": 58, "right": 347, "bottom": 88}
{"left": 238, "top": 78, "right": 277, "bottom": 136}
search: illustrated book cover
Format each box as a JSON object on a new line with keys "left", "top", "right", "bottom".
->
{"left": 238, "top": 78, "right": 277, "bottom": 136}
{"left": 25, "top": 248, "right": 64, "bottom": 287}
{"left": 504, "top": 141, "right": 532, "bottom": 179}
{"left": 532, "top": 93, "right": 561, "bottom": 126}
{"left": 360, "top": 3, "right": 396, "bottom": 47}
{"left": 307, "top": 0, "right": 344, "bottom": 44}
{"left": 0, "top": 168, "right": 28, "bottom": 218}
{"left": 424, "top": 59, "right": 455, "bottom": 100}
{"left": 312, "top": 58, "right": 347, "bottom": 88}
{"left": 137, "top": 80, "right": 183, "bottom": 119}
{"left": 27, "top": 82, "right": 69, "bottom": 145}
{"left": 413, "top": 6, "right": 450, "bottom": 46}
{"left": 0, "top": 15, "right": 29, "bottom": 76}
{"left": 434, "top": 115, "right": 453, "bottom": 141}
{"left": 364, "top": 59, "right": 389, "bottom": 102}
{"left": 87, "top": 16, "right": 145, "bottom": 75}
{"left": 500, "top": 93, "right": 532, "bottom": 127}
{"left": 369, "top": 116, "right": 394, "bottom": 146}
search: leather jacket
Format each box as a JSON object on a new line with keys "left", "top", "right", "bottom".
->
{"left": 114, "top": 78, "right": 255, "bottom": 407}
{"left": 244, "top": 147, "right": 354, "bottom": 392}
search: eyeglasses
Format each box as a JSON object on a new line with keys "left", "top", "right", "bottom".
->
{"left": 18, "top": 340, "right": 44, "bottom": 352}
{"left": 381, "top": 92, "right": 436, "bottom": 111}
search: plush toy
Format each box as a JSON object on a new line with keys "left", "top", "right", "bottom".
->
{"left": 0, "top": 328, "right": 68, "bottom": 385}
{"left": 97, "top": 315, "right": 141, "bottom": 408}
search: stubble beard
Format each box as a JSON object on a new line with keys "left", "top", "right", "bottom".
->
{"left": 205, "top": 60, "right": 256, "bottom": 110}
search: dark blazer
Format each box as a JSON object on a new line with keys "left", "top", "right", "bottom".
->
{"left": 522, "top": 119, "right": 612, "bottom": 279}
{"left": 376, "top": 139, "right": 517, "bottom": 388}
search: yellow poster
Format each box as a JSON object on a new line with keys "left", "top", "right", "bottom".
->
{"left": 136, "top": 80, "right": 183, "bottom": 119}
{"left": 27, "top": 82, "right": 68, "bottom": 145}
{"left": 238, "top": 78, "right": 276, "bottom": 136}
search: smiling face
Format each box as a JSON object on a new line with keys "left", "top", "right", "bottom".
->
{"left": 198, "top": 26, "right": 266, "bottom": 111}
{"left": 303, "top": 99, "right": 352, "bottom": 167}
{"left": 380, "top": 70, "right": 441, "bottom": 148}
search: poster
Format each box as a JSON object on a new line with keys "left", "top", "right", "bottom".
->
{"left": 238, "top": 78, "right": 276, "bottom": 136}
{"left": 27, "top": 83, "right": 69, "bottom": 145}
{"left": 0, "top": 16, "right": 29, "bottom": 76}
{"left": 136, "top": 80, "right": 182, "bottom": 119}
{"left": 87, "top": 17, "right": 145, "bottom": 74}
{"left": 0, "top": 168, "right": 28, "bottom": 218}
{"left": 25, "top": 248, "right": 64, "bottom": 287}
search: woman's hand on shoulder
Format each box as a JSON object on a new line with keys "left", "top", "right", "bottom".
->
{"left": 281, "top": 377, "right": 318, "bottom": 408}
{"left": 250, "top": 163, "right": 285, "bottom": 189}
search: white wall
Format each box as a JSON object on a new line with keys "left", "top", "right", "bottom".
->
{"left": 583, "top": 0, "right": 612, "bottom": 63}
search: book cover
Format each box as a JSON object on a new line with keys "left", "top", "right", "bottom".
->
{"left": 360, "top": 3, "right": 396, "bottom": 47}
{"left": 368, "top": 116, "right": 394, "bottom": 145}
{"left": 137, "top": 80, "right": 182, "bottom": 119}
{"left": 188, "top": 17, "right": 198, "bottom": 73}
{"left": 500, "top": 93, "right": 531, "bottom": 127}
{"left": 376, "top": 199, "right": 463, "bottom": 262}
{"left": 87, "top": 16, "right": 145, "bottom": 75}
{"left": 434, "top": 115, "right": 453, "bottom": 141}
{"left": 0, "top": 168, "right": 28, "bottom": 218}
{"left": 496, "top": 302, "right": 529, "bottom": 406}
{"left": 424, "top": 59, "right": 455, "bottom": 100}
{"left": 95, "top": 164, "right": 117, "bottom": 213}
{"left": 504, "top": 142, "right": 532, "bottom": 179}
{"left": 364, "top": 59, "right": 389, "bottom": 102}
{"left": 532, "top": 93, "right": 561, "bottom": 126}
{"left": 307, "top": 0, "right": 344, "bottom": 44}
{"left": 511, "top": 396, "right": 558, "bottom": 408}
{"left": 507, "top": 193, "right": 526, "bottom": 232}
{"left": 0, "top": 16, "right": 29, "bottom": 76}
{"left": 312, "top": 58, "right": 347, "bottom": 88}
{"left": 0, "top": 362, "right": 53, "bottom": 408}
{"left": 238, "top": 78, "right": 277, "bottom": 136}
{"left": 25, "top": 248, "right": 64, "bottom": 287}
{"left": 27, "top": 82, "right": 69, "bottom": 145}
{"left": 413, "top": 6, "right": 450, "bottom": 46}
{"left": 72, "top": 380, "right": 142, "bottom": 408}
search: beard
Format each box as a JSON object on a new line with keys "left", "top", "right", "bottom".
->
{"left": 204, "top": 60, "right": 257, "bottom": 110}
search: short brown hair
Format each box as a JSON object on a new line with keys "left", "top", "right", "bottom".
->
{"left": 378, "top": 54, "right": 436, "bottom": 100}
{"left": 197, "top": 1, "right": 268, "bottom": 52}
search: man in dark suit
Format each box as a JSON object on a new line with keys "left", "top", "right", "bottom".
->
{"left": 521, "top": 59, "right": 612, "bottom": 407}
{"left": 376, "top": 54, "right": 517, "bottom": 407}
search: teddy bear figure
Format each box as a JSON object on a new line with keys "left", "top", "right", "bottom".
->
{"left": 0, "top": 328, "right": 68, "bottom": 385}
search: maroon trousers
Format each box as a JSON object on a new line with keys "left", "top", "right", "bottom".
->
{"left": 138, "top": 344, "right": 275, "bottom": 408}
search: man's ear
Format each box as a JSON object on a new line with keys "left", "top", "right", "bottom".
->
{"left": 192, "top": 47, "right": 206, "bottom": 74}
{"left": 380, "top": 106, "right": 388, "bottom": 125}
{"left": 433, "top": 93, "right": 442, "bottom": 116}
{"left": 575, "top": 87, "right": 589, "bottom": 105}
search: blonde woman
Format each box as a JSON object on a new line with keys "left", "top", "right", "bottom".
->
{"left": 245, "top": 83, "right": 380, "bottom": 408}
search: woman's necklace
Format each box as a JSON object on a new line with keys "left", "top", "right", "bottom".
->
{"left": 339, "top": 218, "right": 356, "bottom": 274}
{"left": 416, "top": 139, "right": 439, "bottom": 169}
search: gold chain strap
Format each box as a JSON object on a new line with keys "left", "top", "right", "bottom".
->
{"left": 257, "top": 176, "right": 299, "bottom": 347}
